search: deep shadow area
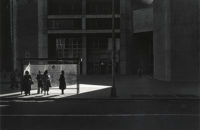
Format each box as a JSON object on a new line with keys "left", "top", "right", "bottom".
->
{"left": 69, "top": 75, "right": 200, "bottom": 99}
{"left": 0, "top": 99, "right": 199, "bottom": 130}
{"left": 1, "top": 116, "right": 199, "bottom": 130}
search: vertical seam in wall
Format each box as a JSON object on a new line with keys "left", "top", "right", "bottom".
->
{"left": 38, "top": 0, "right": 48, "bottom": 59}
{"left": 165, "top": 0, "right": 171, "bottom": 81}
{"left": 198, "top": 0, "right": 200, "bottom": 81}
{"left": 168, "top": 0, "right": 171, "bottom": 81}
{"left": 10, "top": 0, "right": 14, "bottom": 69}
{"left": 38, "top": 0, "right": 41, "bottom": 58}
{"left": 11, "top": 0, "right": 17, "bottom": 70}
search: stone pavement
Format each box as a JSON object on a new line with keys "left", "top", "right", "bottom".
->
{"left": 0, "top": 75, "right": 200, "bottom": 100}
{"left": 1, "top": 75, "right": 199, "bottom": 130}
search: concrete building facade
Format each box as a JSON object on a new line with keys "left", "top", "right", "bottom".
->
{"left": 153, "top": 0, "right": 200, "bottom": 81}
{"left": 1, "top": 0, "right": 199, "bottom": 82}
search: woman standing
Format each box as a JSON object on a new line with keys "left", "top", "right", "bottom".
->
{"left": 23, "top": 71, "right": 33, "bottom": 96}
{"left": 59, "top": 70, "right": 66, "bottom": 94}
{"left": 43, "top": 70, "right": 51, "bottom": 95}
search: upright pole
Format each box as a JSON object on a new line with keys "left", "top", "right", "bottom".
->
{"left": 111, "top": 0, "right": 117, "bottom": 97}
{"left": 77, "top": 59, "right": 80, "bottom": 94}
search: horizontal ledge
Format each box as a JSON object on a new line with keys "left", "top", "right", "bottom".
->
{"left": 48, "top": 30, "right": 120, "bottom": 34}
{"left": 48, "top": 14, "right": 120, "bottom": 19}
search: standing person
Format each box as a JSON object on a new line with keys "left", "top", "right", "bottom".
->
{"left": 59, "top": 70, "right": 66, "bottom": 94}
{"left": 36, "top": 71, "right": 43, "bottom": 94}
{"left": 43, "top": 70, "right": 50, "bottom": 95}
{"left": 23, "top": 71, "right": 33, "bottom": 96}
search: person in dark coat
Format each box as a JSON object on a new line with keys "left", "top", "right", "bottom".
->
{"left": 23, "top": 71, "right": 33, "bottom": 96}
{"left": 42, "top": 70, "right": 51, "bottom": 95}
{"left": 36, "top": 71, "right": 43, "bottom": 94}
{"left": 59, "top": 70, "right": 66, "bottom": 94}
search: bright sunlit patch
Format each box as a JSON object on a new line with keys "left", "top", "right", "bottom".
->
{"left": 141, "top": 0, "right": 153, "bottom": 4}
{"left": 12, "top": 100, "right": 54, "bottom": 103}
{"left": 0, "top": 105, "right": 9, "bottom": 107}
{"left": 0, "top": 84, "right": 111, "bottom": 99}
{"left": 79, "top": 84, "right": 111, "bottom": 94}
{"left": 0, "top": 92, "right": 21, "bottom": 98}
{"left": 52, "top": 84, "right": 111, "bottom": 99}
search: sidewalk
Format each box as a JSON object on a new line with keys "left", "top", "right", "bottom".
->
{"left": 0, "top": 75, "right": 200, "bottom": 100}
{"left": 75, "top": 75, "right": 200, "bottom": 99}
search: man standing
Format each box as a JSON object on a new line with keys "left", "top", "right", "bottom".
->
{"left": 43, "top": 70, "right": 51, "bottom": 95}
{"left": 23, "top": 71, "right": 33, "bottom": 96}
{"left": 59, "top": 70, "right": 66, "bottom": 94}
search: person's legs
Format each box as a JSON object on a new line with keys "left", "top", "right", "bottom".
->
{"left": 25, "top": 90, "right": 28, "bottom": 96}
{"left": 41, "top": 87, "right": 43, "bottom": 94}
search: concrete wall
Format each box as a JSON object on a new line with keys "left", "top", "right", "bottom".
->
{"left": 38, "top": 0, "right": 48, "bottom": 59}
{"left": 16, "top": 0, "right": 38, "bottom": 60}
{"left": 154, "top": 0, "right": 200, "bottom": 81}
{"left": 153, "top": 0, "right": 171, "bottom": 81}
{"left": 120, "top": 0, "right": 133, "bottom": 74}
{"left": 133, "top": 8, "right": 153, "bottom": 33}
{"left": 1, "top": 0, "right": 13, "bottom": 71}
{"left": 170, "top": 0, "right": 199, "bottom": 81}
{"left": 0, "top": 0, "right": 2, "bottom": 71}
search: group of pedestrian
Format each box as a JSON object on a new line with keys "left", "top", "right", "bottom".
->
{"left": 12, "top": 70, "right": 66, "bottom": 96}
{"left": 35, "top": 70, "right": 51, "bottom": 95}
{"left": 36, "top": 70, "right": 66, "bottom": 95}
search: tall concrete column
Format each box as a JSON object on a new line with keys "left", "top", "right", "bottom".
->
{"left": 154, "top": 0, "right": 199, "bottom": 81}
{"left": 10, "top": 0, "right": 17, "bottom": 70}
{"left": 198, "top": 0, "right": 200, "bottom": 81}
{"left": 81, "top": 0, "right": 87, "bottom": 75}
{"left": 120, "top": 0, "right": 133, "bottom": 75}
{"left": 0, "top": 0, "right": 2, "bottom": 71}
{"left": 38, "top": 0, "right": 48, "bottom": 59}
{"left": 153, "top": 0, "right": 171, "bottom": 81}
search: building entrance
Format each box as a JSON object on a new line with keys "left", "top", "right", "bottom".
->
{"left": 133, "top": 31, "right": 153, "bottom": 76}
{"left": 87, "top": 35, "right": 112, "bottom": 74}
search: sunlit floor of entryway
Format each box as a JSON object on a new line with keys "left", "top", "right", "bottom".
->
{"left": 0, "top": 84, "right": 111, "bottom": 99}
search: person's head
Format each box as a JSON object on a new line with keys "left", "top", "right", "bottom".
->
{"left": 44, "top": 70, "right": 48, "bottom": 75}
{"left": 25, "top": 71, "right": 29, "bottom": 75}
{"left": 61, "top": 70, "right": 64, "bottom": 74}
{"left": 38, "top": 71, "right": 41, "bottom": 74}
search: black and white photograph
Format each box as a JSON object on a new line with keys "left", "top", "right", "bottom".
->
{"left": 0, "top": 0, "right": 200, "bottom": 129}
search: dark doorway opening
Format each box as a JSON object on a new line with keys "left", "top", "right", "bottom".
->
{"left": 133, "top": 31, "right": 153, "bottom": 76}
